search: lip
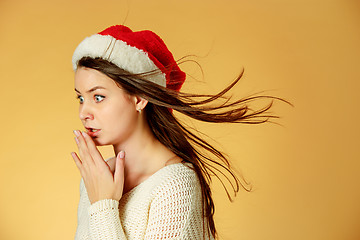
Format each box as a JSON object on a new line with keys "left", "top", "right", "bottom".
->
{"left": 85, "top": 127, "right": 101, "bottom": 138}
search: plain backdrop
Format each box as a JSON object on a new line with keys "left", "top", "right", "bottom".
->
{"left": 0, "top": 0, "right": 359, "bottom": 239}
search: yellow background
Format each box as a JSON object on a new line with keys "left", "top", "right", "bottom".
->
{"left": 1, "top": 0, "right": 359, "bottom": 239}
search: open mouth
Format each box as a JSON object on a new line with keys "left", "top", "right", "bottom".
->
{"left": 85, "top": 128, "right": 101, "bottom": 137}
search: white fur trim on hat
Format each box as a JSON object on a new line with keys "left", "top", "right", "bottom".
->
{"left": 72, "top": 34, "right": 166, "bottom": 87}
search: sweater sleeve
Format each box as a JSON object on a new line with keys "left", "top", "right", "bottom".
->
{"left": 75, "top": 178, "right": 91, "bottom": 240}
{"left": 144, "top": 171, "right": 207, "bottom": 240}
{"left": 75, "top": 179, "right": 127, "bottom": 240}
{"left": 88, "top": 199, "right": 127, "bottom": 239}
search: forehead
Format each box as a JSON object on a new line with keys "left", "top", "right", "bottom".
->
{"left": 74, "top": 67, "right": 118, "bottom": 91}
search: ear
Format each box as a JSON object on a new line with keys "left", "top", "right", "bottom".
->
{"left": 134, "top": 95, "right": 148, "bottom": 111}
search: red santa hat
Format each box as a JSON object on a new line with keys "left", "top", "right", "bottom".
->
{"left": 72, "top": 25, "right": 186, "bottom": 92}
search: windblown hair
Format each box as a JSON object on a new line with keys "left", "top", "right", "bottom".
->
{"left": 77, "top": 57, "right": 290, "bottom": 238}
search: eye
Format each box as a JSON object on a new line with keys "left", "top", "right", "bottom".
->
{"left": 77, "top": 95, "right": 84, "bottom": 104}
{"left": 94, "top": 95, "right": 105, "bottom": 102}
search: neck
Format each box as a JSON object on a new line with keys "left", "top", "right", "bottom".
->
{"left": 112, "top": 116, "right": 176, "bottom": 192}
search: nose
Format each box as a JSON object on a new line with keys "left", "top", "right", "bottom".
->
{"left": 79, "top": 103, "right": 94, "bottom": 121}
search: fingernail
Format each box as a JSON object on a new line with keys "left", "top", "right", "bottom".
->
{"left": 82, "top": 131, "right": 87, "bottom": 137}
{"left": 73, "top": 130, "right": 80, "bottom": 137}
{"left": 119, "top": 151, "right": 125, "bottom": 159}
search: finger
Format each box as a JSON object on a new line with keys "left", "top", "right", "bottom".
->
{"left": 74, "top": 130, "right": 94, "bottom": 165}
{"left": 114, "top": 151, "right": 125, "bottom": 185}
{"left": 81, "top": 131, "right": 105, "bottom": 166}
{"left": 71, "top": 152, "right": 83, "bottom": 173}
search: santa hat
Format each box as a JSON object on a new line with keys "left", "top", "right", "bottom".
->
{"left": 72, "top": 25, "right": 186, "bottom": 91}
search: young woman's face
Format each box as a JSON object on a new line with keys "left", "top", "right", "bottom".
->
{"left": 74, "top": 67, "right": 138, "bottom": 146}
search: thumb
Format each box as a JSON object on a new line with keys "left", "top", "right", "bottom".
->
{"left": 114, "top": 151, "right": 125, "bottom": 185}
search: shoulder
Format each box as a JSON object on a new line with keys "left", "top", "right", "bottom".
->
{"left": 152, "top": 163, "right": 201, "bottom": 199}
{"left": 157, "top": 162, "right": 198, "bottom": 185}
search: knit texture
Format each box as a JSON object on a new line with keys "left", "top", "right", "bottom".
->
{"left": 75, "top": 163, "right": 214, "bottom": 239}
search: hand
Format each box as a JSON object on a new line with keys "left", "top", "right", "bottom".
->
{"left": 71, "top": 130, "right": 125, "bottom": 204}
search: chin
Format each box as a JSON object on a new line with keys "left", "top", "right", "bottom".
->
{"left": 92, "top": 138, "right": 109, "bottom": 146}
{"left": 93, "top": 137, "right": 121, "bottom": 147}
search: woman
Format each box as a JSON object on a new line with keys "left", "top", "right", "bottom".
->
{"left": 71, "top": 25, "right": 286, "bottom": 239}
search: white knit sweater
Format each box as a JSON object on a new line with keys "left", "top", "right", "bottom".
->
{"left": 74, "top": 163, "right": 214, "bottom": 239}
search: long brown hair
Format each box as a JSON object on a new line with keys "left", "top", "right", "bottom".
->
{"left": 77, "top": 57, "right": 290, "bottom": 238}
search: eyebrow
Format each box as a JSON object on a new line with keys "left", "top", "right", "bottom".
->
{"left": 75, "top": 86, "right": 106, "bottom": 94}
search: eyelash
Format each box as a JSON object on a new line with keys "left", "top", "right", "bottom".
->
{"left": 76, "top": 95, "right": 105, "bottom": 104}
{"left": 76, "top": 95, "right": 84, "bottom": 104}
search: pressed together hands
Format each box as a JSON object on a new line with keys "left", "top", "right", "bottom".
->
{"left": 71, "top": 130, "right": 125, "bottom": 204}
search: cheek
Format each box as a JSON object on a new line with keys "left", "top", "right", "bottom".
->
{"left": 102, "top": 100, "right": 137, "bottom": 134}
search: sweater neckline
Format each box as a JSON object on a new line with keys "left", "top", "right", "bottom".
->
{"left": 121, "top": 162, "right": 189, "bottom": 198}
